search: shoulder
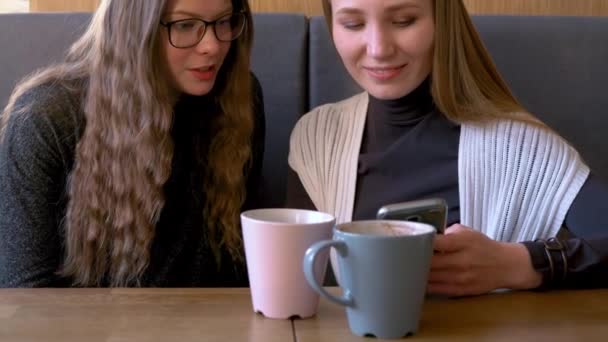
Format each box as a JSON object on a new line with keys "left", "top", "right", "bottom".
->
{"left": 289, "top": 92, "right": 368, "bottom": 169}
{"left": 2, "top": 80, "right": 85, "bottom": 162}
{"left": 462, "top": 116, "right": 585, "bottom": 162}
{"left": 464, "top": 116, "right": 567, "bottom": 142}
{"left": 5, "top": 80, "right": 84, "bottom": 137}
{"left": 307, "top": 92, "right": 368, "bottom": 119}
{"left": 293, "top": 92, "right": 368, "bottom": 137}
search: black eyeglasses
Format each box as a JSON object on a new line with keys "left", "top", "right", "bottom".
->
{"left": 160, "top": 11, "right": 247, "bottom": 49}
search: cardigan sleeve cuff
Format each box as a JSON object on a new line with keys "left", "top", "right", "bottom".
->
{"left": 521, "top": 241, "right": 553, "bottom": 290}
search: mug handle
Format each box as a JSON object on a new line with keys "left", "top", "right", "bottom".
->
{"left": 303, "top": 240, "right": 354, "bottom": 307}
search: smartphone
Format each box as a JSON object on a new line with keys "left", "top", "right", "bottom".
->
{"left": 376, "top": 198, "right": 448, "bottom": 234}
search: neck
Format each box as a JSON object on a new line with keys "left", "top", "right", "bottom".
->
{"left": 367, "top": 77, "right": 434, "bottom": 125}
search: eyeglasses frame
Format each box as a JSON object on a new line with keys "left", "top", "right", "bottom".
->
{"left": 160, "top": 11, "right": 247, "bottom": 49}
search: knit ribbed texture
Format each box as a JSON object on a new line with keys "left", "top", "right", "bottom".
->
{"left": 289, "top": 93, "right": 369, "bottom": 224}
{"left": 459, "top": 121, "right": 589, "bottom": 241}
{"left": 289, "top": 92, "right": 589, "bottom": 243}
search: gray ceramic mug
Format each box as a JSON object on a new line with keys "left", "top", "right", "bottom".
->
{"left": 303, "top": 220, "right": 435, "bottom": 339}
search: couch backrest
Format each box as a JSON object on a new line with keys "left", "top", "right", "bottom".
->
{"left": 0, "top": 12, "right": 309, "bottom": 208}
{"left": 308, "top": 15, "right": 608, "bottom": 181}
{"left": 308, "top": 17, "right": 362, "bottom": 111}
{"left": 0, "top": 13, "right": 91, "bottom": 109}
{"left": 1, "top": 13, "right": 607, "bottom": 206}
{"left": 250, "top": 13, "right": 308, "bottom": 208}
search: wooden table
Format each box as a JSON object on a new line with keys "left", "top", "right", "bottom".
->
{"left": 2, "top": 288, "right": 608, "bottom": 341}
{"left": 295, "top": 288, "right": 608, "bottom": 341}
{"left": 0, "top": 288, "right": 292, "bottom": 342}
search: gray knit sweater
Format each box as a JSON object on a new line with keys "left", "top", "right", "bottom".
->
{"left": 0, "top": 77, "right": 265, "bottom": 287}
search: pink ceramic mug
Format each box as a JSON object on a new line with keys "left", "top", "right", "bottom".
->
{"left": 241, "top": 208, "right": 335, "bottom": 319}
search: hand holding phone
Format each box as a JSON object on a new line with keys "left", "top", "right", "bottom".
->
{"left": 376, "top": 198, "right": 448, "bottom": 234}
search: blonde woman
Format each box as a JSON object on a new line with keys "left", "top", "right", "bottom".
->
{"left": 288, "top": 0, "right": 607, "bottom": 295}
{"left": 0, "top": 0, "right": 265, "bottom": 287}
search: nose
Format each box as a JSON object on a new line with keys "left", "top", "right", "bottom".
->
{"left": 194, "top": 27, "right": 222, "bottom": 55}
{"left": 366, "top": 24, "right": 395, "bottom": 59}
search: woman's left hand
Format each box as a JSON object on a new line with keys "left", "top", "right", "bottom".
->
{"left": 427, "top": 224, "right": 542, "bottom": 297}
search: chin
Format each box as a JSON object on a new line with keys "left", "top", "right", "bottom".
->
{"left": 366, "top": 87, "right": 411, "bottom": 100}
{"left": 182, "top": 85, "right": 214, "bottom": 97}
{"left": 176, "top": 77, "right": 217, "bottom": 96}
{"left": 186, "top": 89, "right": 213, "bottom": 96}
{"left": 365, "top": 78, "right": 426, "bottom": 100}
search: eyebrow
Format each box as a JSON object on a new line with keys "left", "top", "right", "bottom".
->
{"left": 335, "top": 2, "right": 421, "bottom": 16}
{"left": 167, "top": 8, "right": 233, "bottom": 20}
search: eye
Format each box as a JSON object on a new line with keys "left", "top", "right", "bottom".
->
{"left": 172, "top": 19, "right": 200, "bottom": 32}
{"left": 393, "top": 18, "right": 416, "bottom": 27}
{"left": 216, "top": 16, "right": 232, "bottom": 28}
{"left": 340, "top": 21, "right": 364, "bottom": 30}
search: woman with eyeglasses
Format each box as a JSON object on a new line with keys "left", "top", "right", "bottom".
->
{"left": 0, "top": 0, "right": 264, "bottom": 287}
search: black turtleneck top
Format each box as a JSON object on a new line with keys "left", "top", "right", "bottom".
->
{"left": 286, "top": 79, "right": 608, "bottom": 289}
{"left": 355, "top": 79, "right": 460, "bottom": 223}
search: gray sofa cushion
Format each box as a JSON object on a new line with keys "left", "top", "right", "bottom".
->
{"left": 308, "top": 16, "right": 361, "bottom": 110}
{"left": 0, "top": 13, "right": 91, "bottom": 109}
{"left": 251, "top": 13, "right": 308, "bottom": 207}
{"left": 308, "top": 15, "right": 608, "bottom": 181}
{"left": 474, "top": 15, "right": 608, "bottom": 181}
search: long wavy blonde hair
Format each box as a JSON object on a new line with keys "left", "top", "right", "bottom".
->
{"left": 1, "top": 0, "right": 254, "bottom": 286}
{"left": 322, "top": 0, "right": 541, "bottom": 125}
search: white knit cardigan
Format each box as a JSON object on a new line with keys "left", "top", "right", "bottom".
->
{"left": 288, "top": 93, "right": 590, "bottom": 242}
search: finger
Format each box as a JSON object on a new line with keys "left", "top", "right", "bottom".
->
{"left": 430, "top": 251, "right": 464, "bottom": 270}
{"left": 427, "top": 270, "right": 459, "bottom": 284}
{"left": 427, "top": 281, "right": 487, "bottom": 298}
{"left": 444, "top": 224, "right": 466, "bottom": 235}
{"left": 428, "top": 268, "right": 475, "bottom": 285}
{"left": 433, "top": 233, "right": 467, "bottom": 253}
{"left": 427, "top": 283, "right": 467, "bottom": 297}
{"left": 428, "top": 282, "right": 490, "bottom": 298}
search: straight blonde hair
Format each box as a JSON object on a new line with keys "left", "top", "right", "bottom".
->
{"left": 322, "top": 0, "right": 541, "bottom": 125}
